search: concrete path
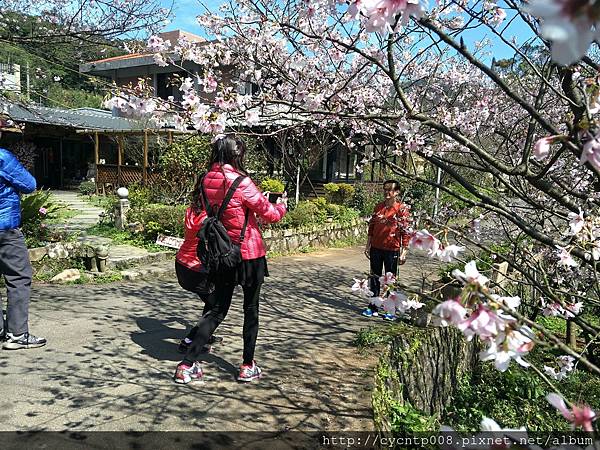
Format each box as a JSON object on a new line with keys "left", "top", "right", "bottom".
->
{"left": 50, "top": 190, "right": 105, "bottom": 233}
{"left": 0, "top": 246, "right": 442, "bottom": 435}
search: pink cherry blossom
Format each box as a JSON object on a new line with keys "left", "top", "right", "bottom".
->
{"left": 452, "top": 261, "right": 489, "bottom": 287}
{"left": 555, "top": 246, "right": 579, "bottom": 267}
{"left": 39, "top": 207, "right": 47, "bottom": 215}
{"left": 526, "top": 0, "right": 596, "bottom": 65}
{"left": 581, "top": 131, "right": 600, "bottom": 171}
{"left": 432, "top": 299, "right": 467, "bottom": 327}
{"left": 532, "top": 136, "right": 557, "bottom": 161}
{"left": 546, "top": 393, "right": 597, "bottom": 432}
{"left": 564, "top": 301, "right": 583, "bottom": 318}
{"left": 458, "top": 304, "right": 504, "bottom": 341}
{"left": 409, "top": 229, "right": 441, "bottom": 257}
{"left": 438, "top": 244, "right": 465, "bottom": 262}
{"left": 245, "top": 110, "right": 260, "bottom": 126}
{"left": 379, "top": 272, "right": 396, "bottom": 286}
{"left": 568, "top": 208, "right": 585, "bottom": 235}
{"left": 479, "top": 326, "right": 534, "bottom": 371}
{"left": 352, "top": 278, "right": 374, "bottom": 297}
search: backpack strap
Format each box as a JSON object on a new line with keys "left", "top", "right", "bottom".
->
{"left": 216, "top": 175, "right": 246, "bottom": 220}
{"left": 199, "top": 176, "right": 212, "bottom": 217}
{"left": 213, "top": 175, "right": 250, "bottom": 243}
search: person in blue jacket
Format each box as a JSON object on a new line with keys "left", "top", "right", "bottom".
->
{"left": 0, "top": 147, "right": 46, "bottom": 349}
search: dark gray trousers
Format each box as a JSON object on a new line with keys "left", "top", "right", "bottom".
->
{"left": 0, "top": 229, "right": 31, "bottom": 335}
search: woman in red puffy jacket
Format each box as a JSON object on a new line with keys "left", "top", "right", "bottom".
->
{"left": 174, "top": 134, "right": 287, "bottom": 384}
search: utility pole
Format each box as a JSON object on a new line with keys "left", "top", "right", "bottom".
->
{"left": 26, "top": 61, "right": 30, "bottom": 100}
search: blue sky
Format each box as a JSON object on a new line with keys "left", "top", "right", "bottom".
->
{"left": 160, "top": 0, "right": 536, "bottom": 63}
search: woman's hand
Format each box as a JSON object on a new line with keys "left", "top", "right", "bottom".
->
{"left": 398, "top": 247, "right": 408, "bottom": 265}
{"left": 364, "top": 243, "right": 371, "bottom": 259}
{"left": 277, "top": 191, "right": 288, "bottom": 208}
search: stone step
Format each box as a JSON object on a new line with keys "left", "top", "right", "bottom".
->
{"left": 120, "top": 259, "right": 176, "bottom": 281}
{"left": 107, "top": 245, "right": 174, "bottom": 270}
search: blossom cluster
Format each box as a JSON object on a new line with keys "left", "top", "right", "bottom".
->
{"left": 526, "top": 0, "right": 600, "bottom": 65}
{"left": 409, "top": 229, "right": 465, "bottom": 262}
{"left": 543, "top": 355, "right": 575, "bottom": 381}
{"left": 432, "top": 261, "right": 534, "bottom": 372}
{"left": 352, "top": 272, "right": 424, "bottom": 315}
{"left": 540, "top": 297, "right": 583, "bottom": 319}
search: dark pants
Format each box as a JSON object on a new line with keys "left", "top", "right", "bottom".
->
{"left": 0, "top": 229, "right": 32, "bottom": 335}
{"left": 175, "top": 261, "right": 215, "bottom": 338}
{"left": 183, "top": 280, "right": 261, "bottom": 366}
{"left": 369, "top": 247, "right": 399, "bottom": 305}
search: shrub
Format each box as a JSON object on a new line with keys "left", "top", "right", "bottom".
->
{"left": 126, "top": 183, "right": 154, "bottom": 209}
{"left": 324, "top": 182, "right": 355, "bottom": 205}
{"left": 127, "top": 204, "right": 186, "bottom": 242}
{"left": 333, "top": 205, "right": 360, "bottom": 224}
{"left": 352, "top": 183, "right": 382, "bottom": 216}
{"left": 153, "top": 135, "right": 212, "bottom": 204}
{"left": 337, "top": 183, "right": 355, "bottom": 205}
{"left": 323, "top": 182, "right": 339, "bottom": 204}
{"left": 21, "top": 190, "right": 64, "bottom": 247}
{"left": 260, "top": 178, "right": 285, "bottom": 193}
{"left": 78, "top": 181, "right": 96, "bottom": 196}
{"left": 278, "top": 200, "right": 327, "bottom": 228}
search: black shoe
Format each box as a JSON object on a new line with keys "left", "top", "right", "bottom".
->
{"left": 177, "top": 335, "right": 223, "bottom": 354}
{"left": 208, "top": 335, "right": 223, "bottom": 345}
{"left": 3, "top": 332, "right": 46, "bottom": 350}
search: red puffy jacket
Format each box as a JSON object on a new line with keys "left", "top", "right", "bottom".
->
{"left": 176, "top": 163, "right": 286, "bottom": 269}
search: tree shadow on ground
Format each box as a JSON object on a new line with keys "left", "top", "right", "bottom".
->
{"left": 0, "top": 247, "right": 441, "bottom": 432}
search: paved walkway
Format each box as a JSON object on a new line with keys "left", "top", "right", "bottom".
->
{"left": 51, "top": 190, "right": 106, "bottom": 233}
{"left": 0, "top": 246, "right": 442, "bottom": 436}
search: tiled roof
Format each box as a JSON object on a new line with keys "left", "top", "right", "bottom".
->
{"left": 0, "top": 101, "right": 144, "bottom": 131}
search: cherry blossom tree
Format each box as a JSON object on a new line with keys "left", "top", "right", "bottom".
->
{"left": 105, "top": 0, "right": 600, "bottom": 432}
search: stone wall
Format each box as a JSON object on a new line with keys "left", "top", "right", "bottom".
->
{"left": 262, "top": 218, "right": 368, "bottom": 254}
{"left": 373, "top": 325, "right": 479, "bottom": 431}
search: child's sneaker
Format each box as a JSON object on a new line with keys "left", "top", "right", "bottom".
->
{"left": 362, "top": 308, "right": 379, "bottom": 317}
{"left": 382, "top": 313, "right": 396, "bottom": 321}
{"left": 173, "top": 361, "right": 203, "bottom": 384}
{"left": 237, "top": 361, "right": 262, "bottom": 382}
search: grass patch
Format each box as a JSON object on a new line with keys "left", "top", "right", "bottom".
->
{"left": 353, "top": 322, "right": 411, "bottom": 349}
{"left": 84, "top": 223, "right": 165, "bottom": 252}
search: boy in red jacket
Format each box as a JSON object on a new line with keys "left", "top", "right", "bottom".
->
{"left": 363, "top": 180, "right": 411, "bottom": 320}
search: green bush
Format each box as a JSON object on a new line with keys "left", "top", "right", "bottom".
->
{"left": 154, "top": 135, "right": 212, "bottom": 204}
{"left": 78, "top": 181, "right": 96, "bottom": 196}
{"left": 352, "top": 183, "right": 382, "bottom": 216}
{"left": 443, "top": 358, "right": 600, "bottom": 431}
{"left": 127, "top": 204, "right": 187, "bottom": 242}
{"left": 323, "top": 182, "right": 339, "bottom": 204}
{"left": 21, "top": 190, "right": 64, "bottom": 247}
{"left": 260, "top": 178, "right": 285, "bottom": 193}
{"left": 323, "top": 182, "right": 355, "bottom": 205}
{"left": 337, "top": 183, "right": 355, "bottom": 205}
{"left": 278, "top": 200, "right": 327, "bottom": 228}
{"left": 127, "top": 183, "right": 154, "bottom": 209}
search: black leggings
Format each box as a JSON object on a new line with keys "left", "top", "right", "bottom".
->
{"left": 183, "top": 281, "right": 262, "bottom": 366}
{"left": 175, "top": 261, "right": 213, "bottom": 319}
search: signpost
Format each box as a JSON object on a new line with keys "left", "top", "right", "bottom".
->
{"left": 155, "top": 234, "right": 184, "bottom": 250}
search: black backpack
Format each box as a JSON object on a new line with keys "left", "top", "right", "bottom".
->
{"left": 196, "top": 175, "right": 249, "bottom": 275}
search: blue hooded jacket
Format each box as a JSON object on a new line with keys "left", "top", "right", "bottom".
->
{"left": 0, "top": 148, "right": 36, "bottom": 230}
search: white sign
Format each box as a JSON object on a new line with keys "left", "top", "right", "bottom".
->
{"left": 155, "top": 234, "right": 184, "bottom": 249}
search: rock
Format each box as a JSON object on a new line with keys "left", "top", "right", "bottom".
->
{"left": 50, "top": 269, "right": 81, "bottom": 283}
{"left": 28, "top": 247, "right": 47, "bottom": 262}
